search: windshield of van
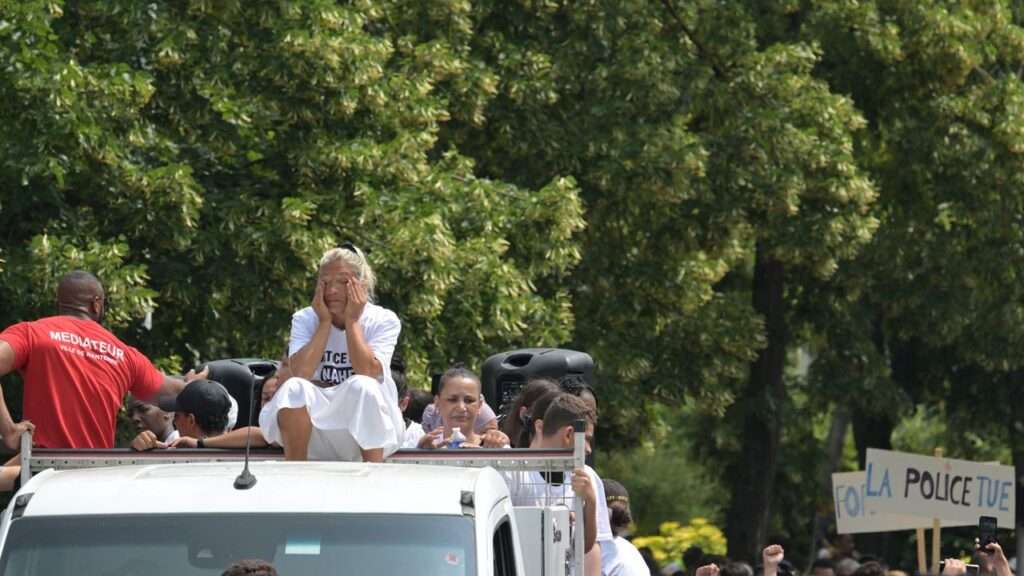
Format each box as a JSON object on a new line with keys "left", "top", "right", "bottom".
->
{"left": 0, "top": 513, "right": 475, "bottom": 576}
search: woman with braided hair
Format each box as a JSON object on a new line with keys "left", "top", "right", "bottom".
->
{"left": 603, "top": 478, "right": 654, "bottom": 575}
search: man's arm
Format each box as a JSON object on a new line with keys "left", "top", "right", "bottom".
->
{"left": 572, "top": 468, "right": 598, "bottom": 553}
{"left": 171, "top": 427, "right": 269, "bottom": 449}
{"left": 155, "top": 375, "right": 186, "bottom": 399}
{"left": 0, "top": 465, "right": 19, "bottom": 492}
{"left": 0, "top": 341, "right": 33, "bottom": 451}
{"left": 584, "top": 545, "right": 602, "bottom": 576}
{"left": 583, "top": 492, "right": 597, "bottom": 554}
{"left": 0, "top": 341, "right": 14, "bottom": 377}
{"left": 140, "top": 366, "right": 208, "bottom": 405}
{"left": 763, "top": 545, "right": 784, "bottom": 576}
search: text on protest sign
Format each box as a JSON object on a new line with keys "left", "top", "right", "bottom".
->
{"left": 832, "top": 472, "right": 972, "bottom": 534}
{"left": 863, "top": 449, "right": 1015, "bottom": 526}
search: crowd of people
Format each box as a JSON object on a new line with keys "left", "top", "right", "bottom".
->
{"left": 640, "top": 539, "right": 1015, "bottom": 576}
{"left": 0, "top": 249, "right": 1011, "bottom": 576}
{"left": 0, "top": 246, "right": 654, "bottom": 574}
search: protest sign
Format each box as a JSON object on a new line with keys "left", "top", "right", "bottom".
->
{"left": 832, "top": 471, "right": 972, "bottom": 534}
{"left": 863, "top": 449, "right": 1015, "bottom": 526}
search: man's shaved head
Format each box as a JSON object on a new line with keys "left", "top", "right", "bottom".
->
{"left": 56, "top": 271, "right": 105, "bottom": 320}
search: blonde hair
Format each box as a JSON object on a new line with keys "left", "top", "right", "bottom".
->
{"left": 319, "top": 244, "right": 377, "bottom": 301}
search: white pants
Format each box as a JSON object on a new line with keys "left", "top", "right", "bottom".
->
{"left": 259, "top": 375, "right": 402, "bottom": 461}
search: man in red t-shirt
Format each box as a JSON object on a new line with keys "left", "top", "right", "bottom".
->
{"left": 0, "top": 271, "right": 197, "bottom": 450}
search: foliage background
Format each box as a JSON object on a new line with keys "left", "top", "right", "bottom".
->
{"left": 4, "top": 0, "right": 1024, "bottom": 569}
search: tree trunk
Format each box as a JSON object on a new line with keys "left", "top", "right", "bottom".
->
{"left": 849, "top": 332, "right": 905, "bottom": 560}
{"left": 851, "top": 411, "right": 893, "bottom": 470}
{"left": 725, "top": 245, "right": 786, "bottom": 563}
{"left": 805, "top": 407, "right": 851, "bottom": 572}
{"left": 850, "top": 409, "right": 896, "bottom": 558}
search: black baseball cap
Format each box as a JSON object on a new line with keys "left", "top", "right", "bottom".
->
{"left": 158, "top": 379, "right": 231, "bottom": 421}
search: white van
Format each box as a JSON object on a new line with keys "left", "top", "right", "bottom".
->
{"left": 0, "top": 434, "right": 584, "bottom": 576}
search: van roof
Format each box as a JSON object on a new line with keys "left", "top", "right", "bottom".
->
{"left": 18, "top": 462, "right": 502, "bottom": 517}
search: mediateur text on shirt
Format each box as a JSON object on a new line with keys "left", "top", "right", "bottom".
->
{"left": 49, "top": 331, "right": 125, "bottom": 361}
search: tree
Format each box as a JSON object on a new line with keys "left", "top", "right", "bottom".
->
{"left": 443, "top": 0, "right": 877, "bottom": 561}
{"left": 794, "top": 0, "right": 1024, "bottom": 558}
{"left": 0, "top": 0, "right": 584, "bottom": 392}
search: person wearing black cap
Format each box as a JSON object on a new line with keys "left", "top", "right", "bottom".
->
{"left": 130, "top": 379, "right": 232, "bottom": 450}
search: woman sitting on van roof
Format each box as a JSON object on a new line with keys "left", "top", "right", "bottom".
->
{"left": 414, "top": 367, "right": 510, "bottom": 449}
{"left": 261, "top": 244, "right": 404, "bottom": 462}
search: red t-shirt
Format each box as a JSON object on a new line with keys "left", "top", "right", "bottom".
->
{"left": 0, "top": 316, "right": 163, "bottom": 448}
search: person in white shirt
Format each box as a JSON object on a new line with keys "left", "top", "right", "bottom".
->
{"left": 391, "top": 356, "right": 425, "bottom": 449}
{"left": 259, "top": 244, "right": 404, "bottom": 462}
{"left": 602, "top": 478, "right": 653, "bottom": 575}
{"left": 415, "top": 366, "right": 509, "bottom": 449}
{"left": 503, "top": 393, "right": 608, "bottom": 576}
{"left": 402, "top": 414, "right": 425, "bottom": 448}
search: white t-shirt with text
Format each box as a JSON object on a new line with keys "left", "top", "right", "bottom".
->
{"left": 288, "top": 303, "right": 404, "bottom": 447}
{"left": 289, "top": 304, "right": 401, "bottom": 387}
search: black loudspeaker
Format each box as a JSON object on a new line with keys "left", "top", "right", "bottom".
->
{"left": 481, "top": 348, "right": 594, "bottom": 419}
{"left": 202, "top": 358, "right": 279, "bottom": 429}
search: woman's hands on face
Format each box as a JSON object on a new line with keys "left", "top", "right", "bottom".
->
{"left": 344, "top": 278, "right": 367, "bottom": 326}
{"left": 312, "top": 280, "right": 331, "bottom": 323}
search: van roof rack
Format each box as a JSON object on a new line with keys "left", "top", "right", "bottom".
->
{"left": 18, "top": 426, "right": 586, "bottom": 480}
{"left": 17, "top": 423, "right": 588, "bottom": 575}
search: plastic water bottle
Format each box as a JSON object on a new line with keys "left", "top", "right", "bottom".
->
{"left": 448, "top": 427, "right": 466, "bottom": 449}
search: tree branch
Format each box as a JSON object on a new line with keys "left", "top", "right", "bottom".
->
{"left": 660, "top": 0, "right": 726, "bottom": 78}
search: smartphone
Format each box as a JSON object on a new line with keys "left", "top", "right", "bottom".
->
{"left": 979, "top": 515, "right": 998, "bottom": 547}
{"left": 939, "top": 561, "right": 980, "bottom": 575}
